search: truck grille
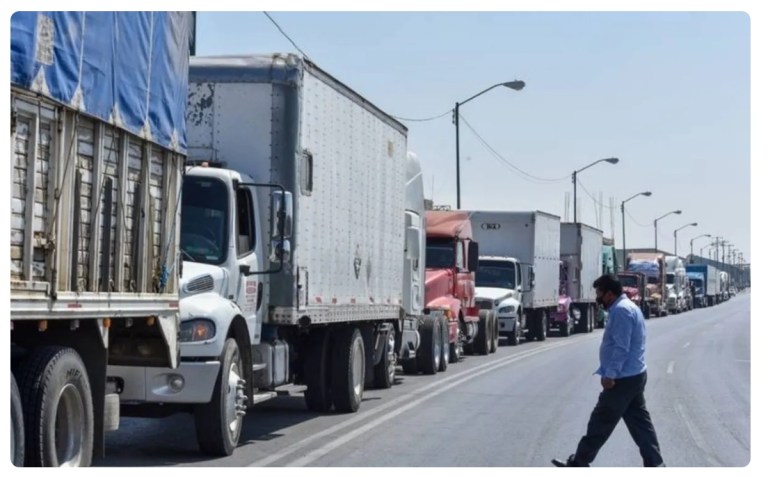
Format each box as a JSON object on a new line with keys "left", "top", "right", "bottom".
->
{"left": 475, "top": 299, "right": 493, "bottom": 310}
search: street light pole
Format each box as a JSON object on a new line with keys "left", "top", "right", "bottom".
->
{"left": 572, "top": 157, "right": 620, "bottom": 223}
{"left": 620, "top": 191, "right": 651, "bottom": 269}
{"left": 653, "top": 209, "right": 682, "bottom": 254}
{"left": 673, "top": 222, "right": 698, "bottom": 257}
{"left": 690, "top": 234, "right": 711, "bottom": 261}
{"left": 454, "top": 80, "right": 525, "bottom": 210}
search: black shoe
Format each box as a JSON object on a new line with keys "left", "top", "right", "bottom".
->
{"left": 552, "top": 455, "right": 588, "bottom": 467}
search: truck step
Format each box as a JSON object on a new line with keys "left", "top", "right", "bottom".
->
{"left": 252, "top": 363, "right": 267, "bottom": 372}
{"left": 251, "top": 391, "right": 277, "bottom": 405}
{"left": 274, "top": 384, "right": 307, "bottom": 395}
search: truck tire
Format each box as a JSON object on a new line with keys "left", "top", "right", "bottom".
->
{"left": 535, "top": 310, "right": 548, "bottom": 341}
{"left": 18, "top": 346, "right": 93, "bottom": 467}
{"left": 587, "top": 306, "right": 595, "bottom": 333}
{"left": 560, "top": 309, "right": 572, "bottom": 337}
{"left": 418, "top": 316, "right": 440, "bottom": 375}
{"left": 195, "top": 337, "right": 245, "bottom": 457}
{"left": 509, "top": 312, "right": 522, "bottom": 346}
{"left": 475, "top": 310, "right": 491, "bottom": 355}
{"left": 304, "top": 329, "right": 334, "bottom": 411}
{"left": 372, "top": 326, "right": 396, "bottom": 389}
{"left": 490, "top": 313, "right": 499, "bottom": 353}
{"left": 449, "top": 329, "right": 463, "bottom": 363}
{"left": 11, "top": 374, "right": 24, "bottom": 467}
{"left": 331, "top": 327, "right": 366, "bottom": 412}
{"left": 438, "top": 318, "right": 449, "bottom": 372}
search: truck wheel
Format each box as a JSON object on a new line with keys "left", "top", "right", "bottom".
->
{"left": 476, "top": 311, "right": 491, "bottom": 355}
{"left": 490, "top": 313, "right": 499, "bottom": 353}
{"left": 449, "top": 329, "right": 463, "bottom": 363}
{"left": 587, "top": 307, "right": 595, "bottom": 333}
{"left": 195, "top": 337, "right": 245, "bottom": 456}
{"left": 418, "top": 316, "right": 440, "bottom": 375}
{"left": 373, "top": 326, "right": 396, "bottom": 389}
{"left": 18, "top": 346, "right": 93, "bottom": 467}
{"left": 11, "top": 374, "right": 24, "bottom": 467}
{"left": 304, "top": 329, "right": 333, "bottom": 410}
{"left": 560, "top": 318, "right": 571, "bottom": 337}
{"left": 438, "top": 318, "right": 449, "bottom": 372}
{"left": 510, "top": 318, "right": 521, "bottom": 346}
{"left": 535, "top": 310, "right": 548, "bottom": 341}
{"left": 331, "top": 327, "right": 366, "bottom": 412}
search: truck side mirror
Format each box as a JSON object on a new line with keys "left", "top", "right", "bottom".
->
{"left": 405, "top": 226, "right": 421, "bottom": 260}
{"left": 271, "top": 190, "right": 293, "bottom": 239}
{"left": 467, "top": 241, "right": 479, "bottom": 272}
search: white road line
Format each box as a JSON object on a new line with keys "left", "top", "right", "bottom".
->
{"left": 667, "top": 361, "right": 675, "bottom": 374}
{"left": 248, "top": 336, "right": 591, "bottom": 467}
{"left": 674, "top": 402, "right": 722, "bottom": 466}
{"left": 683, "top": 342, "right": 691, "bottom": 349}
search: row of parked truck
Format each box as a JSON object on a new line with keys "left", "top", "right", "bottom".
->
{"left": 7, "top": 12, "right": 740, "bottom": 467}
{"left": 619, "top": 253, "right": 737, "bottom": 319}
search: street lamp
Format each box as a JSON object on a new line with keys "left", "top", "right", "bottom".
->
{"left": 653, "top": 210, "right": 682, "bottom": 254}
{"left": 673, "top": 222, "right": 698, "bottom": 257}
{"left": 690, "top": 234, "right": 711, "bottom": 261}
{"left": 454, "top": 80, "right": 525, "bottom": 209}
{"left": 620, "top": 190, "right": 652, "bottom": 269}
{"left": 572, "top": 157, "right": 620, "bottom": 223}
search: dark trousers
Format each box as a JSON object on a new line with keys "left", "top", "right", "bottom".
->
{"left": 574, "top": 371, "right": 664, "bottom": 467}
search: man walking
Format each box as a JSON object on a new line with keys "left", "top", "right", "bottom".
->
{"left": 552, "top": 274, "right": 665, "bottom": 467}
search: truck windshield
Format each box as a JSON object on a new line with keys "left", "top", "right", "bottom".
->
{"left": 477, "top": 261, "right": 516, "bottom": 289}
{"left": 618, "top": 275, "right": 638, "bottom": 288}
{"left": 426, "top": 239, "right": 455, "bottom": 269}
{"left": 181, "top": 176, "right": 229, "bottom": 265}
{"left": 647, "top": 277, "right": 658, "bottom": 284}
{"left": 666, "top": 274, "right": 675, "bottom": 285}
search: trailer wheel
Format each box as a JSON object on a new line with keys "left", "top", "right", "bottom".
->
{"left": 490, "top": 313, "right": 499, "bottom": 353}
{"left": 475, "top": 311, "right": 491, "bottom": 355}
{"left": 438, "top": 318, "right": 449, "bottom": 372}
{"left": 18, "top": 346, "right": 93, "bottom": 467}
{"left": 304, "top": 329, "right": 334, "bottom": 411}
{"left": 418, "top": 316, "right": 440, "bottom": 375}
{"left": 372, "top": 326, "right": 396, "bottom": 389}
{"left": 195, "top": 338, "right": 245, "bottom": 456}
{"left": 535, "top": 310, "right": 548, "bottom": 341}
{"left": 11, "top": 374, "right": 24, "bottom": 467}
{"left": 449, "top": 329, "right": 463, "bottom": 363}
{"left": 331, "top": 327, "right": 366, "bottom": 412}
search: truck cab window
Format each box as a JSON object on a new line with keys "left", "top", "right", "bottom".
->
{"left": 236, "top": 187, "right": 256, "bottom": 256}
{"left": 181, "top": 177, "right": 229, "bottom": 264}
{"left": 426, "top": 239, "right": 454, "bottom": 269}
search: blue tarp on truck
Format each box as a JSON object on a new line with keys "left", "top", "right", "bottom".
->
{"left": 11, "top": 11, "right": 193, "bottom": 153}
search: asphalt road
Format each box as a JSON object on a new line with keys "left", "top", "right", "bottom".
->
{"left": 97, "top": 291, "right": 750, "bottom": 467}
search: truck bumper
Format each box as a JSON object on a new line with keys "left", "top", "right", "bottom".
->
{"left": 109, "top": 360, "right": 221, "bottom": 404}
{"left": 497, "top": 313, "right": 517, "bottom": 333}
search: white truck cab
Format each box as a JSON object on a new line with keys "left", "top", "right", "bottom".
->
{"left": 476, "top": 256, "right": 523, "bottom": 345}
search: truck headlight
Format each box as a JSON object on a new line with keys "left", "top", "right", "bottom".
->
{"left": 498, "top": 306, "right": 515, "bottom": 314}
{"left": 180, "top": 319, "right": 216, "bottom": 342}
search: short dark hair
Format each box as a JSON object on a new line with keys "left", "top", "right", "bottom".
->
{"left": 593, "top": 274, "right": 623, "bottom": 296}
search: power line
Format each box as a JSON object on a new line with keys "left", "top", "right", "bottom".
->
{"left": 263, "top": 12, "right": 311, "bottom": 60}
{"left": 625, "top": 209, "right": 653, "bottom": 228}
{"left": 391, "top": 110, "right": 453, "bottom": 122}
{"left": 459, "top": 115, "right": 571, "bottom": 183}
{"left": 576, "top": 178, "right": 613, "bottom": 210}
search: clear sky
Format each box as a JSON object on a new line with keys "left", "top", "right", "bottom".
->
{"left": 197, "top": 11, "right": 750, "bottom": 262}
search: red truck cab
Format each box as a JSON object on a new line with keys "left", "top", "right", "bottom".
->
{"left": 425, "top": 211, "right": 493, "bottom": 361}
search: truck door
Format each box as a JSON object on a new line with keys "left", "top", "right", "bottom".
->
{"left": 235, "top": 186, "right": 263, "bottom": 341}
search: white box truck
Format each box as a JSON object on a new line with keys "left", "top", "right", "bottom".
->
{"left": 109, "top": 54, "right": 434, "bottom": 456}
{"left": 470, "top": 211, "right": 560, "bottom": 344}
{"left": 10, "top": 12, "right": 190, "bottom": 466}
{"left": 558, "top": 223, "right": 603, "bottom": 335}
